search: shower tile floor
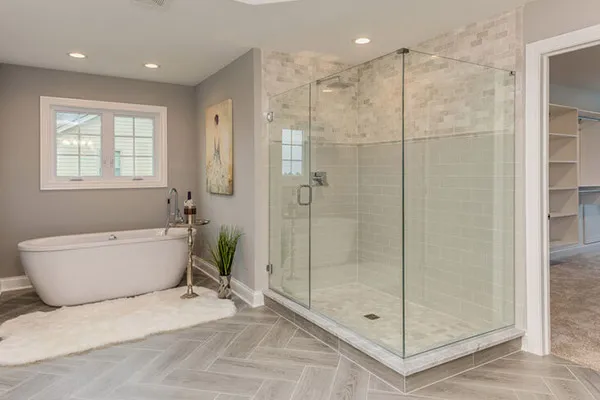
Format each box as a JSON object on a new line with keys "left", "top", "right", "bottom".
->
{"left": 310, "top": 282, "right": 483, "bottom": 355}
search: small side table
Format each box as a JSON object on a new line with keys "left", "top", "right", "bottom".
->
{"left": 174, "top": 219, "right": 210, "bottom": 299}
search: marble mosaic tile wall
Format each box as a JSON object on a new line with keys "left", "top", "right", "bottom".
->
{"left": 262, "top": 51, "right": 348, "bottom": 99}
{"left": 313, "top": 67, "right": 359, "bottom": 144}
{"left": 356, "top": 53, "right": 404, "bottom": 144}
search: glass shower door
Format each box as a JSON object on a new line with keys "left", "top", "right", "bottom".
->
{"left": 268, "top": 84, "right": 312, "bottom": 307}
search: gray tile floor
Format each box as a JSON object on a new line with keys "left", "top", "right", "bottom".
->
{"left": 0, "top": 274, "right": 598, "bottom": 399}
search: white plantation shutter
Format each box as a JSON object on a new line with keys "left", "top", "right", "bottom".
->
{"left": 40, "top": 97, "right": 167, "bottom": 190}
{"left": 114, "top": 116, "right": 155, "bottom": 177}
{"left": 55, "top": 112, "right": 102, "bottom": 177}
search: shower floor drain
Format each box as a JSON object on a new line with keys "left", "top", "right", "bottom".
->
{"left": 364, "top": 313, "right": 380, "bottom": 320}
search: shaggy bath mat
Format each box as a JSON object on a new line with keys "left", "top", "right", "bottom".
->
{"left": 0, "top": 286, "right": 236, "bottom": 366}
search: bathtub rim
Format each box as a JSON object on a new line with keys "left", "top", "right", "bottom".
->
{"left": 18, "top": 228, "right": 190, "bottom": 253}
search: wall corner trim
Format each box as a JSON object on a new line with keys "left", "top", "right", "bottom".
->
{"left": 193, "top": 256, "right": 265, "bottom": 308}
{"left": 0, "top": 275, "right": 32, "bottom": 293}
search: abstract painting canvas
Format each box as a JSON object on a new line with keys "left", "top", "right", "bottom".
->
{"left": 206, "top": 99, "right": 233, "bottom": 195}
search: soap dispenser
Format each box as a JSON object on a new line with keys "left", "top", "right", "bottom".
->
{"left": 184, "top": 191, "right": 197, "bottom": 225}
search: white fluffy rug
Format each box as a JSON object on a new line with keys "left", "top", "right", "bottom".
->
{"left": 0, "top": 286, "right": 236, "bottom": 366}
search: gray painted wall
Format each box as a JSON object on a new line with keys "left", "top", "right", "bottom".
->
{"left": 195, "top": 49, "right": 260, "bottom": 289}
{"left": 524, "top": 0, "right": 600, "bottom": 43}
{"left": 550, "top": 84, "right": 600, "bottom": 113}
{"left": 0, "top": 64, "right": 197, "bottom": 278}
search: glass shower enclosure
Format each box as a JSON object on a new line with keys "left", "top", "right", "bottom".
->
{"left": 268, "top": 48, "right": 515, "bottom": 358}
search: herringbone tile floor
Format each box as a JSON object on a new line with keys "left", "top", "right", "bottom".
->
{"left": 0, "top": 275, "right": 599, "bottom": 399}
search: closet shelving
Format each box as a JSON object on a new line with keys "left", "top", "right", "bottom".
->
{"left": 579, "top": 109, "right": 600, "bottom": 188}
{"left": 549, "top": 104, "right": 579, "bottom": 250}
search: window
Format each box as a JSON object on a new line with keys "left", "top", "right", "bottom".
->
{"left": 55, "top": 112, "right": 102, "bottom": 178}
{"left": 114, "top": 116, "right": 155, "bottom": 177}
{"left": 40, "top": 97, "right": 167, "bottom": 190}
{"left": 282, "top": 129, "right": 304, "bottom": 176}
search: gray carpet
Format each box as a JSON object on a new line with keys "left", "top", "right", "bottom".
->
{"left": 551, "top": 252, "right": 600, "bottom": 371}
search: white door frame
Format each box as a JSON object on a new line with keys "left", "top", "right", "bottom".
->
{"left": 525, "top": 23, "right": 600, "bottom": 355}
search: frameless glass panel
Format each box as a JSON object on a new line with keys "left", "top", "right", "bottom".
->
{"left": 309, "top": 66, "right": 360, "bottom": 333}
{"left": 268, "top": 84, "right": 312, "bottom": 307}
{"left": 403, "top": 50, "right": 516, "bottom": 356}
{"left": 310, "top": 52, "right": 406, "bottom": 356}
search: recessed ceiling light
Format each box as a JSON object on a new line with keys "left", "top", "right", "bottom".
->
{"left": 68, "top": 52, "right": 87, "bottom": 59}
{"left": 144, "top": 63, "right": 160, "bottom": 69}
{"left": 322, "top": 89, "right": 333, "bottom": 93}
{"left": 354, "top": 38, "right": 371, "bottom": 45}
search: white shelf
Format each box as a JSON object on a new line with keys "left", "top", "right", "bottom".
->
{"left": 550, "top": 103, "right": 578, "bottom": 115}
{"left": 579, "top": 108, "right": 600, "bottom": 120}
{"left": 550, "top": 240, "right": 578, "bottom": 249}
{"left": 549, "top": 103, "right": 580, "bottom": 248}
{"left": 550, "top": 212, "right": 578, "bottom": 219}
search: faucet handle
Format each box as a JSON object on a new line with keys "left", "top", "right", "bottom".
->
{"left": 175, "top": 209, "right": 185, "bottom": 223}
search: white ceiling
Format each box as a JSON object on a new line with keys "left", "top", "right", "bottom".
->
{"left": 0, "top": 0, "right": 532, "bottom": 86}
{"left": 550, "top": 45, "right": 600, "bottom": 92}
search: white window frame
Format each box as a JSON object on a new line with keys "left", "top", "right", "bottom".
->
{"left": 40, "top": 96, "right": 168, "bottom": 190}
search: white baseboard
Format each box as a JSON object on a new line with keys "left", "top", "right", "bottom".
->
{"left": 0, "top": 275, "right": 32, "bottom": 293}
{"left": 551, "top": 241, "right": 600, "bottom": 260}
{"left": 193, "top": 257, "right": 264, "bottom": 308}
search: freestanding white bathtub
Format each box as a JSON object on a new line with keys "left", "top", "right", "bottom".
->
{"left": 18, "top": 228, "right": 189, "bottom": 306}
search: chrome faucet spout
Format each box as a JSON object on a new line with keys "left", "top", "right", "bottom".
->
{"left": 165, "top": 188, "right": 184, "bottom": 234}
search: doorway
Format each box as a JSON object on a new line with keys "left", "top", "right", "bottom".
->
{"left": 525, "top": 23, "right": 600, "bottom": 367}
{"left": 545, "top": 46, "right": 600, "bottom": 369}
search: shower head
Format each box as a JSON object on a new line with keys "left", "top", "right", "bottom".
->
{"left": 317, "top": 76, "right": 353, "bottom": 90}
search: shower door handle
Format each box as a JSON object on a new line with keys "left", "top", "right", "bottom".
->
{"left": 297, "top": 184, "right": 312, "bottom": 206}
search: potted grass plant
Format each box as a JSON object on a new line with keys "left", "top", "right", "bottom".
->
{"left": 210, "top": 225, "right": 243, "bottom": 299}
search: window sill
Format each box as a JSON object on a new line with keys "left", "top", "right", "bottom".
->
{"left": 40, "top": 178, "right": 168, "bottom": 191}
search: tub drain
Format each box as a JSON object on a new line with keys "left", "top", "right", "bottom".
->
{"left": 364, "top": 313, "right": 380, "bottom": 320}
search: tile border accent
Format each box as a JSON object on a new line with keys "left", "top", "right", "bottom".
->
{"left": 263, "top": 289, "right": 524, "bottom": 391}
{"left": 0, "top": 275, "right": 32, "bottom": 293}
{"left": 194, "top": 257, "right": 264, "bottom": 308}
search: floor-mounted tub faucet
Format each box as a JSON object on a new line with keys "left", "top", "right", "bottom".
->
{"left": 165, "top": 188, "right": 184, "bottom": 234}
